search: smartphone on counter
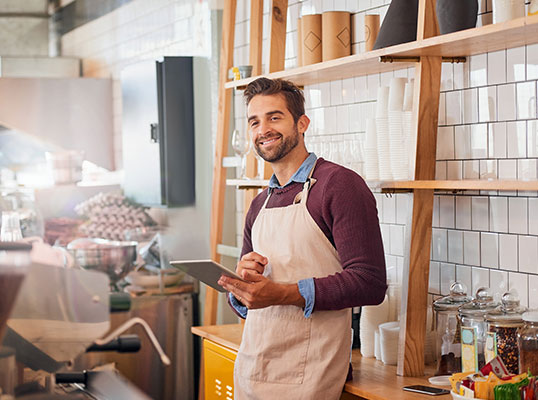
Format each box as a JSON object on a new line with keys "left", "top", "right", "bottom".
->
{"left": 402, "top": 385, "right": 450, "bottom": 396}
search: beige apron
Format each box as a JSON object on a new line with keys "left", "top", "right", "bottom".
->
{"left": 234, "top": 167, "right": 352, "bottom": 400}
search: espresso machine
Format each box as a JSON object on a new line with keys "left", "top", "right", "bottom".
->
{"left": 1, "top": 250, "right": 170, "bottom": 400}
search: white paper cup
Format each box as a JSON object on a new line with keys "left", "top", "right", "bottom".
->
{"left": 492, "top": 0, "right": 525, "bottom": 23}
{"left": 388, "top": 78, "right": 407, "bottom": 111}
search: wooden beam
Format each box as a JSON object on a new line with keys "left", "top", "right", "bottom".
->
{"left": 397, "top": 0, "right": 442, "bottom": 377}
{"left": 206, "top": 0, "right": 237, "bottom": 327}
{"left": 416, "top": 0, "right": 439, "bottom": 40}
{"left": 397, "top": 189, "right": 435, "bottom": 377}
{"left": 242, "top": 0, "right": 265, "bottom": 220}
{"left": 266, "top": 0, "right": 288, "bottom": 73}
{"left": 249, "top": 0, "right": 263, "bottom": 76}
{"left": 397, "top": 57, "right": 441, "bottom": 377}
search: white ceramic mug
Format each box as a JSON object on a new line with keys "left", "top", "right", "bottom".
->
{"left": 492, "top": 0, "right": 525, "bottom": 23}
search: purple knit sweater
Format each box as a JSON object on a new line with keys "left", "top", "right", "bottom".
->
{"left": 241, "top": 158, "right": 387, "bottom": 311}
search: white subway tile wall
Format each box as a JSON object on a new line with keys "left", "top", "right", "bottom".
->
{"left": 228, "top": 0, "right": 538, "bottom": 307}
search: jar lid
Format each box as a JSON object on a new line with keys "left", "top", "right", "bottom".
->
{"left": 486, "top": 292, "right": 527, "bottom": 323}
{"left": 433, "top": 282, "right": 473, "bottom": 311}
{"left": 523, "top": 311, "right": 538, "bottom": 323}
{"left": 459, "top": 287, "right": 498, "bottom": 318}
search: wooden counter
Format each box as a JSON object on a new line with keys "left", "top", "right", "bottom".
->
{"left": 192, "top": 324, "right": 451, "bottom": 400}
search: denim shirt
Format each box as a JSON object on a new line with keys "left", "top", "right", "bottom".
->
{"left": 229, "top": 153, "right": 317, "bottom": 318}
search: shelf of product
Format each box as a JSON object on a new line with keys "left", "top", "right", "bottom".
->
{"left": 226, "top": 14, "right": 538, "bottom": 89}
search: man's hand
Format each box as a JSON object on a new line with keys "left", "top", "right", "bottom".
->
{"left": 218, "top": 270, "right": 305, "bottom": 309}
{"left": 236, "top": 251, "right": 267, "bottom": 279}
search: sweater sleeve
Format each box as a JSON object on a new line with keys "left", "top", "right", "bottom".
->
{"left": 313, "top": 169, "right": 387, "bottom": 311}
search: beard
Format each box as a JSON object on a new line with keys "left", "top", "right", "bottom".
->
{"left": 254, "top": 125, "right": 300, "bottom": 162}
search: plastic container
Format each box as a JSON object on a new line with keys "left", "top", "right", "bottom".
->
{"left": 458, "top": 287, "right": 498, "bottom": 371}
{"left": 486, "top": 292, "right": 526, "bottom": 374}
{"left": 518, "top": 311, "right": 538, "bottom": 375}
{"left": 433, "top": 282, "right": 473, "bottom": 376}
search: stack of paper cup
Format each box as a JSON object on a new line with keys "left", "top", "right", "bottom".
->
{"left": 379, "top": 321, "right": 400, "bottom": 365}
{"left": 364, "top": 118, "right": 380, "bottom": 180}
{"left": 388, "top": 78, "right": 409, "bottom": 180}
{"left": 388, "top": 78, "right": 406, "bottom": 111}
{"left": 403, "top": 111, "right": 415, "bottom": 179}
{"left": 403, "top": 80, "right": 414, "bottom": 112}
{"left": 375, "top": 86, "right": 392, "bottom": 180}
{"left": 360, "top": 294, "right": 389, "bottom": 358}
{"left": 492, "top": 0, "right": 525, "bottom": 23}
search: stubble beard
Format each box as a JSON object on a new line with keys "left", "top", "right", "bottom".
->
{"left": 254, "top": 125, "right": 300, "bottom": 163}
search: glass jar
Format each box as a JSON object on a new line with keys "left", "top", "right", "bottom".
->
{"left": 433, "top": 282, "right": 473, "bottom": 376}
{"left": 0, "top": 242, "right": 32, "bottom": 342}
{"left": 518, "top": 311, "right": 538, "bottom": 375}
{"left": 458, "top": 287, "right": 498, "bottom": 371}
{"left": 486, "top": 292, "right": 526, "bottom": 374}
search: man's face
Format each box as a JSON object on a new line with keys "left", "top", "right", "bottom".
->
{"left": 247, "top": 94, "right": 302, "bottom": 163}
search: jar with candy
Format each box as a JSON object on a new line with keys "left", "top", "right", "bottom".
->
{"left": 459, "top": 288, "right": 498, "bottom": 372}
{"left": 519, "top": 311, "right": 538, "bottom": 375}
{"left": 486, "top": 291, "right": 526, "bottom": 375}
{"left": 433, "top": 282, "right": 473, "bottom": 376}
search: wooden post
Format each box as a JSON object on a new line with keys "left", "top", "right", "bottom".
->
{"left": 266, "top": 0, "right": 288, "bottom": 73}
{"left": 243, "top": 0, "right": 265, "bottom": 220}
{"left": 205, "top": 0, "right": 237, "bottom": 327}
{"left": 397, "top": 0, "right": 441, "bottom": 377}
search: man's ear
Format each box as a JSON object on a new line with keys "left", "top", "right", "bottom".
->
{"left": 297, "top": 114, "right": 310, "bottom": 134}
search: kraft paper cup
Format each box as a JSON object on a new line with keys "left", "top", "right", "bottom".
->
{"left": 301, "top": 14, "right": 322, "bottom": 65}
{"left": 322, "top": 11, "right": 351, "bottom": 61}
{"left": 364, "top": 14, "right": 380, "bottom": 52}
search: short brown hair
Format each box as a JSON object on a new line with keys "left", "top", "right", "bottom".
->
{"left": 244, "top": 77, "right": 305, "bottom": 123}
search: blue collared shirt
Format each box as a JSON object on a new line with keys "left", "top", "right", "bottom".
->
{"left": 229, "top": 153, "right": 317, "bottom": 319}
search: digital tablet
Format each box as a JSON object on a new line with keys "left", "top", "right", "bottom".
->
{"left": 170, "top": 259, "right": 244, "bottom": 292}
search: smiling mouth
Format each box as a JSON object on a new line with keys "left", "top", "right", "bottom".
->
{"left": 258, "top": 136, "right": 281, "bottom": 146}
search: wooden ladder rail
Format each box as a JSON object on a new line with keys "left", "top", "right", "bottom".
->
{"left": 397, "top": 0, "right": 442, "bottom": 377}
{"left": 205, "top": 0, "right": 288, "bottom": 327}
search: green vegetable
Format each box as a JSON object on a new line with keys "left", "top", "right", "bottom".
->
{"left": 494, "top": 378, "right": 530, "bottom": 400}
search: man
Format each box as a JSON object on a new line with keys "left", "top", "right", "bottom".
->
{"left": 218, "top": 77, "right": 386, "bottom": 399}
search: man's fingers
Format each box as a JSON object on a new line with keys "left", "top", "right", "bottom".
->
{"left": 241, "top": 251, "right": 268, "bottom": 265}
{"left": 242, "top": 270, "right": 263, "bottom": 282}
{"left": 238, "top": 260, "right": 265, "bottom": 274}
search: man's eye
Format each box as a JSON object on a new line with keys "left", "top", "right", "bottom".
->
{"left": 250, "top": 121, "right": 258, "bottom": 128}
{"left": 271, "top": 116, "right": 279, "bottom": 121}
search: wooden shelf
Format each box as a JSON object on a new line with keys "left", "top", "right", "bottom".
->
{"left": 192, "top": 324, "right": 448, "bottom": 400}
{"left": 378, "top": 179, "right": 538, "bottom": 191}
{"left": 226, "top": 178, "right": 269, "bottom": 188}
{"left": 225, "top": 14, "right": 538, "bottom": 89}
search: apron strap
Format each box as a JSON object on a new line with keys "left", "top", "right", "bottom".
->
{"left": 299, "top": 159, "right": 318, "bottom": 205}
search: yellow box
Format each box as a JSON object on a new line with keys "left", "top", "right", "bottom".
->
{"left": 204, "top": 340, "right": 237, "bottom": 400}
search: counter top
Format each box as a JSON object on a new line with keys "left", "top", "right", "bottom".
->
{"left": 191, "top": 324, "right": 451, "bottom": 400}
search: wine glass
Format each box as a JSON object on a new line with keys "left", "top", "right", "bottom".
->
{"left": 232, "top": 129, "right": 251, "bottom": 179}
{"left": 251, "top": 142, "right": 265, "bottom": 180}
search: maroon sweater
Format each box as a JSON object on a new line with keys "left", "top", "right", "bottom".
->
{"left": 241, "top": 158, "right": 387, "bottom": 311}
